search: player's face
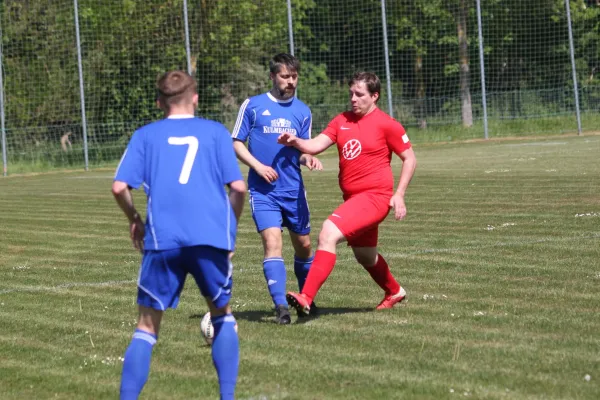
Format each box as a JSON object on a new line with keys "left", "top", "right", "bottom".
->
{"left": 349, "top": 81, "right": 379, "bottom": 117}
{"left": 270, "top": 66, "right": 298, "bottom": 100}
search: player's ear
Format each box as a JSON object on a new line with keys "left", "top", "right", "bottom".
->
{"left": 192, "top": 93, "right": 199, "bottom": 108}
{"left": 156, "top": 98, "right": 169, "bottom": 114}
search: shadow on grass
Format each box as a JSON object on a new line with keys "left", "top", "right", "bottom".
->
{"left": 189, "top": 306, "right": 373, "bottom": 325}
{"left": 293, "top": 306, "right": 373, "bottom": 324}
{"left": 189, "top": 310, "right": 274, "bottom": 324}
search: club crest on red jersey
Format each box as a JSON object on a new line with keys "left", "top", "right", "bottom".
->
{"left": 342, "top": 139, "right": 362, "bottom": 160}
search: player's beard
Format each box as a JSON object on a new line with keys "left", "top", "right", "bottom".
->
{"left": 278, "top": 86, "right": 295, "bottom": 100}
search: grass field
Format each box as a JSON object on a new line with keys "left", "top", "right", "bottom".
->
{"left": 1, "top": 134, "right": 599, "bottom": 399}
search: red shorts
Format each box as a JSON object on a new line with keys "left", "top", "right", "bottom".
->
{"left": 327, "top": 192, "right": 391, "bottom": 247}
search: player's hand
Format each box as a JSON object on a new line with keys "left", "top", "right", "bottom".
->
{"left": 277, "top": 132, "right": 297, "bottom": 146}
{"left": 255, "top": 164, "right": 279, "bottom": 183}
{"left": 130, "top": 216, "right": 145, "bottom": 252}
{"left": 301, "top": 154, "right": 323, "bottom": 171}
{"left": 389, "top": 194, "right": 407, "bottom": 220}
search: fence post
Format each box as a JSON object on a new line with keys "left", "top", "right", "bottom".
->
{"left": 476, "top": 0, "right": 489, "bottom": 139}
{"left": 0, "top": 20, "right": 7, "bottom": 176}
{"left": 183, "top": 0, "right": 192, "bottom": 76}
{"left": 286, "top": 0, "right": 295, "bottom": 56}
{"left": 380, "top": 0, "right": 393, "bottom": 118}
{"left": 73, "top": 0, "right": 89, "bottom": 170}
{"left": 565, "top": 0, "right": 582, "bottom": 135}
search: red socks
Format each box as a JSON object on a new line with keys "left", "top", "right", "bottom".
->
{"left": 301, "top": 251, "right": 399, "bottom": 301}
{"left": 301, "top": 250, "right": 336, "bottom": 302}
{"left": 363, "top": 254, "right": 400, "bottom": 295}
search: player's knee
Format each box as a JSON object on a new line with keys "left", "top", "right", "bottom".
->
{"left": 295, "top": 240, "right": 312, "bottom": 258}
{"left": 261, "top": 229, "right": 283, "bottom": 256}
{"left": 318, "top": 220, "right": 343, "bottom": 247}
{"left": 136, "top": 306, "right": 163, "bottom": 335}
{"left": 355, "top": 254, "right": 377, "bottom": 267}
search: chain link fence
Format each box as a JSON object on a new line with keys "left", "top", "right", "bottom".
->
{"left": 1, "top": 0, "right": 598, "bottom": 174}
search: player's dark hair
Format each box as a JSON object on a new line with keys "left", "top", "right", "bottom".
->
{"left": 270, "top": 53, "right": 300, "bottom": 74}
{"left": 156, "top": 70, "right": 197, "bottom": 108}
{"left": 349, "top": 72, "right": 381, "bottom": 103}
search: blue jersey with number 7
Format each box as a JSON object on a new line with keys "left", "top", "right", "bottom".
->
{"left": 114, "top": 116, "right": 243, "bottom": 251}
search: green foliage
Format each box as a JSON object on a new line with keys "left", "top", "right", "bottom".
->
{"left": 0, "top": 0, "right": 599, "bottom": 169}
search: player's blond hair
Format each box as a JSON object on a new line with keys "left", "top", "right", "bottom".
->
{"left": 156, "top": 70, "right": 197, "bottom": 108}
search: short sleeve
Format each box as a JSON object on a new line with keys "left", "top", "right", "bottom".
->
{"left": 299, "top": 109, "right": 312, "bottom": 140}
{"left": 114, "top": 130, "right": 145, "bottom": 189}
{"left": 321, "top": 114, "right": 342, "bottom": 143}
{"left": 231, "top": 98, "right": 253, "bottom": 142}
{"left": 385, "top": 119, "right": 411, "bottom": 155}
{"left": 217, "top": 125, "right": 244, "bottom": 185}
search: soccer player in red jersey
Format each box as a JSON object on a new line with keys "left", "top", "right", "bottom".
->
{"left": 277, "top": 71, "right": 417, "bottom": 316}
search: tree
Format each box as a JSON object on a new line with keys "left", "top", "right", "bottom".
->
{"left": 456, "top": 0, "right": 473, "bottom": 127}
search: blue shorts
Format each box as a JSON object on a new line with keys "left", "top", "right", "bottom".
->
{"left": 137, "top": 245, "right": 232, "bottom": 311}
{"left": 249, "top": 189, "right": 310, "bottom": 235}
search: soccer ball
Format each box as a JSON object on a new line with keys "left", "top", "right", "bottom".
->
{"left": 200, "top": 312, "right": 214, "bottom": 345}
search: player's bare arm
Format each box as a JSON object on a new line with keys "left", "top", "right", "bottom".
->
{"left": 232, "top": 139, "right": 279, "bottom": 183}
{"left": 277, "top": 133, "right": 334, "bottom": 155}
{"left": 227, "top": 179, "right": 247, "bottom": 222}
{"left": 112, "top": 180, "right": 145, "bottom": 251}
{"left": 299, "top": 154, "right": 323, "bottom": 171}
{"left": 389, "top": 147, "right": 417, "bottom": 220}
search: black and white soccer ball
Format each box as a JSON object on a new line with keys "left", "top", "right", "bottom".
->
{"left": 200, "top": 312, "right": 214, "bottom": 345}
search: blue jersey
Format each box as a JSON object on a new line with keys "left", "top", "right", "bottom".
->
{"left": 231, "top": 92, "right": 312, "bottom": 194}
{"left": 115, "top": 116, "right": 243, "bottom": 251}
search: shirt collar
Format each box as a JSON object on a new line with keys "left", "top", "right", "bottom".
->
{"left": 167, "top": 114, "right": 195, "bottom": 119}
{"left": 266, "top": 92, "right": 294, "bottom": 104}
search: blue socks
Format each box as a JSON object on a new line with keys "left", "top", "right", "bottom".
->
{"left": 294, "top": 254, "right": 314, "bottom": 292}
{"left": 119, "top": 317, "right": 238, "bottom": 400}
{"left": 120, "top": 329, "right": 157, "bottom": 400}
{"left": 211, "top": 314, "right": 239, "bottom": 400}
{"left": 263, "top": 257, "right": 287, "bottom": 306}
{"left": 263, "top": 255, "right": 314, "bottom": 303}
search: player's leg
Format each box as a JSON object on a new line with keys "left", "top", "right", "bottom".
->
{"left": 260, "top": 227, "right": 291, "bottom": 324}
{"left": 120, "top": 249, "right": 185, "bottom": 400}
{"left": 250, "top": 190, "right": 290, "bottom": 323}
{"left": 120, "top": 306, "right": 163, "bottom": 400}
{"left": 286, "top": 218, "right": 346, "bottom": 316}
{"left": 189, "top": 245, "right": 238, "bottom": 400}
{"left": 288, "top": 192, "right": 396, "bottom": 315}
{"left": 347, "top": 193, "right": 406, "bottom": 309}
{"left": 351, "top": 245, "right": 405, "bottom": 309}
{"left": 281, "top": 189, "right": 313, "bottom": 292}
{"left": 205, "top": 300, "right": 238, "bottom": 400}
{"left": 288, "top": 231, "right": 313, "bottom": 290}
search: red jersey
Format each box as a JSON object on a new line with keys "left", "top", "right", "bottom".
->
{"left": 322, "top": 107, "right": 411, "bottom": 196}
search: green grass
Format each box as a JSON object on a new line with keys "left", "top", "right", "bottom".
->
{"left": 1, "top": 135, "right": 599, "bottom": 399}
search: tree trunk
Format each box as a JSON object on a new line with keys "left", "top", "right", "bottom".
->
{"left": 457, "top": 0, "right": 473, "bottom": 127}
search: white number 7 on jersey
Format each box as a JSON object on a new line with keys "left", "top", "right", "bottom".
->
{"left": 168, "top": 136, "right": 199, "bottom": 184}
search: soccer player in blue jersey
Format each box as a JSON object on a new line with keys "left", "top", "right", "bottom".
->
{"left": 232, "top": 53, "right": 321, "bottom": 324}
{"left": 112, "top": 70, "right": 246, "bottom": 400}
